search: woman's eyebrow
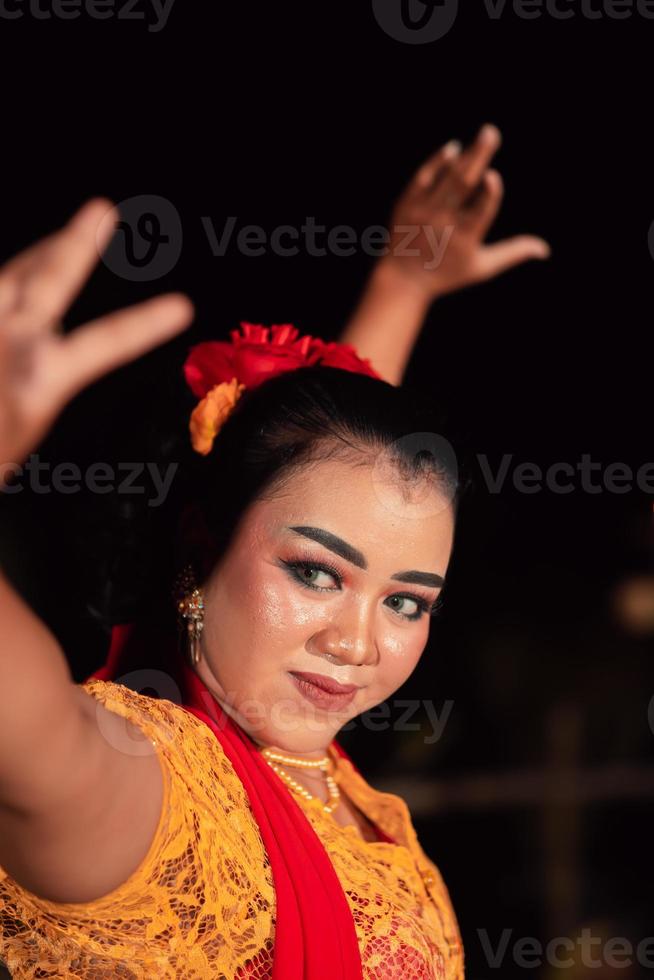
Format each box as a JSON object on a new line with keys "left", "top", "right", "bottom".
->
{"left": 287, "top": 525, "right": 445, "bottom": 588}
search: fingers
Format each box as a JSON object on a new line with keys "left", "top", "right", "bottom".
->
{"left": 465, "top": 169, "right": 504, "bottom": 239}
{"left": 0, "top": 233, "right": 59, "bottom": 319}
{"left": 49, "top": 293, "right": 195, "bottom": 407}
{"left": 456, "top": 124, "right": 502, "bottom": 190}
{"left": 0, "top": 198, "right": 118, "bottom": 335}
{"left": 429, "top": 123, "right": 502, "bottom": 211}
{"left": 475, "top": 235, "right": 551, "bottom": 282}
{"left": 409, "top": 140, "right": 462, "bottom": 193}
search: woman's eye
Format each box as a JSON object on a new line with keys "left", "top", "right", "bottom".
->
{"left": 283, "top": 560, "right": 429, "bottom": 621}
{"left": 385, "top": 595, "right": 422, "bottom": 619}
{"left": 287, "top": 562, "right": 340, "bottom": 590}
{"left": 298, "top": 566, "right": 337, "bottom": 588}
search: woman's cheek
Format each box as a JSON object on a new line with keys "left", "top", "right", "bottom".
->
{"left": 379, "top": 630, "right": 426, "bottom": 686}
{"left": 379, "top": 629, "right": 416, "bottom": 664}
{"left": 257, "top": 579, "right": 317, "bottom": 638}
{"left": 255, "top": 581, "right": 288, "bottom": 629}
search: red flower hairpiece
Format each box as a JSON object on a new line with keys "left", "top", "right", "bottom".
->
{"left": 183, "top": 322, "right": 381, "bottom": 455}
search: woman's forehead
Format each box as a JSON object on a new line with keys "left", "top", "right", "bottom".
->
{"left": 246, "top": 460, "right": 455, "bottom": 571}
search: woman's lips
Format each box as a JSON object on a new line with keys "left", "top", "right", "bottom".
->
{"left": 288, "top": 671, "right": 359, "bottom": 710}
{"left": 289, "top": 671, "right": 359, "bottom": 694}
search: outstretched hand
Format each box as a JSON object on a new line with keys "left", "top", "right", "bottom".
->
{"left": 382, "top": 123, "right": 550, "bottom": 300}
{"left": 0, "top": 199, "right": 194, "bottom": 486}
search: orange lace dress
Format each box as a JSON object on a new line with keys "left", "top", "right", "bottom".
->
{"left": 0, "top": 679, "right": 465, "bottom": 980}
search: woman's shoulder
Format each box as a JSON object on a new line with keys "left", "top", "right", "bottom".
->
{"left": 0, "top": 681, "right": 259, "bottom": 907}
{"left": 76, "top": 679, "right": 275, "bottom": 917}
{"left": 79, "top": 677, "right": 252, "bottom": 809}
{"left": 80, "top": 677, "right": 213, "bottom": 746}
{"left": 0, "top": 678, "right": 276, "bottom": 975}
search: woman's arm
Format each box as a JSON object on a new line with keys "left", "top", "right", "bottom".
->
{"left": 340, "top": 124, "right": 550, "bottom": 386}
{"left": 0, "top": 200, "right": 193, "bottom": 902}
{"left": 0, "top": 568, "right": 166, "bottom": 903}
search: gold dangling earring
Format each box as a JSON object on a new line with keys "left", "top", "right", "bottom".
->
{"left": 172, "top": 563, "right": 205, "bottom": 667}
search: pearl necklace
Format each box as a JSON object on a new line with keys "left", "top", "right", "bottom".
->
{"left": 261, "top": 745, "right": 437, "bottom": 892}
{"left": 260, "top": 746, "right": 341, "bottom": 814}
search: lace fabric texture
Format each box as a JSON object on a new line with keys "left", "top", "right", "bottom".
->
{"left": 0, "top": 680, "right": 465, "bottom": 979}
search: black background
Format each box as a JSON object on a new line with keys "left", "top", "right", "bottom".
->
{"left": 1, "top": 2, "right": 652, "bottom": 977}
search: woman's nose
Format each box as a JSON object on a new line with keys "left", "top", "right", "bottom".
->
{"left": 316, "top": 601, "right": 379, "bottom": 667}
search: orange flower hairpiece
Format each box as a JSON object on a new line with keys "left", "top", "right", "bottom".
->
{"left": 183, "top": 322, "right": 381, "bottom": 456}
{"left": 188, "top": 377, "right": 246, "bottom": 456}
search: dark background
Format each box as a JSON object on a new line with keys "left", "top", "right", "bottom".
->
{"left": 1, "top": 2, "right": 652, "bottom": 977}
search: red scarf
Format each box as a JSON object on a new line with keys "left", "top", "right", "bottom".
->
{"left": 88, "top": 622, "right": 394, "bottom": 979}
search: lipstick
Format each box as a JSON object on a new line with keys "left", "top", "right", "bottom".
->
{"left": 289, "top": 671, "right": 359, "bottom": 710}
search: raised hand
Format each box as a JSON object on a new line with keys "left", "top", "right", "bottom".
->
{"left": 0, "top": 199, "right": 194, "bottom": 487}
{"left": 382, "top": 123, "right": 550, "bottom": 299}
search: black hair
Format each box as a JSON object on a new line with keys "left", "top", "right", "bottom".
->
{"left": 83, "top": 364, "right": 473, "bottom": 640}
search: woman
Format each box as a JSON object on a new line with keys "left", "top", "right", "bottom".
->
{"left": 0, "top": 126, "right": 548, "bottom": 978}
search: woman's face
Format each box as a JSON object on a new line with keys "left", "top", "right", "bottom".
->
{"left": 195, "top": 455, "right": 455, "bottom": 755}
